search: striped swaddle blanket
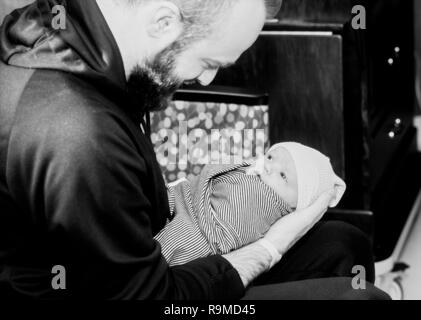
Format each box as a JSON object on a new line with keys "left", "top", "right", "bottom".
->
{"left": 154, "top": 163, "right": 293, "bottom": 266}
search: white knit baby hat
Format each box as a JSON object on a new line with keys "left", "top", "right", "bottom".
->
{"left": 268, "top": 142, "right": 347, "bottom": 210}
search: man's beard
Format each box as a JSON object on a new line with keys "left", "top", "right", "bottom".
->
{"left": 127, "top": 42, "right": 185, "bottom": 113}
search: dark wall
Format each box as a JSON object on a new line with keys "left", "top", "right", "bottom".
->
{"left": 276, "top": 0, "right": 355, "bottom": 23}
{"left": 416, "top": 0, "right": 421, "bottom": 111}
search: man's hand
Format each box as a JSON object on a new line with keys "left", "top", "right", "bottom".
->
{"left": 223, "top": 191, "right": 334, "bottom": 288}
{"left": 263, "top": 190, "right": 334, "bottom": 256}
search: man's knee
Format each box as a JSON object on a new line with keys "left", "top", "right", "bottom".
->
{"left": 338, "top": 285, "right": 391, "bottom": 300}
{"left": 318, "top": 221, "right": 371, "bottom": 249}
{"left": 362, "top": 286, "right": 392, "bottom": 300}
{"left": 315, "top": 221, "right": 375, "bottom": 281}
{"left": 321, "top": 277, "right": 391, "bottom": 300}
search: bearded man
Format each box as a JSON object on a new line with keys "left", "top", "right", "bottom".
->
{"left": 0, "top": 0, "right": 389, "bottom": 300}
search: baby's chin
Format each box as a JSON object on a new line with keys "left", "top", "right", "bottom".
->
{"left": 273, "top": 189, "right": 297, "bottom": 210}
{"left": 245, "top": 168, "right": 263, "bottom": 183}
{"left": 287, "top": 198, "right": 298, "bottom": 211}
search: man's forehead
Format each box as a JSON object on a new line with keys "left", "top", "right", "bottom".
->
{"left": 195, "top": 14, "right": 265, "bottom": 65}
{"left": 208, "top": 0, "right": 266, "bottom": 44}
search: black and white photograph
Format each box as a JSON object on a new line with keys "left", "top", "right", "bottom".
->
{"left": 0, "top": 0, "right": 420, "bottom": 305}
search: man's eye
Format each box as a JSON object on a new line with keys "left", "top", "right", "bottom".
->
{"left": 280, "top": 172, "right": 287, "bottom": 180}
{"left": 204, "top": 63, "right": 219, "bottom": 70}
{"left": 184, "top": 79, "right": 198, "bottom": 86}
{"left": 267, "top": 155, "right": 273, "bottom": 161}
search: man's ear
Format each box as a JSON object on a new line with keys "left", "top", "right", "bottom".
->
{"left": 146, "top": 1, "right": 183, "bottom": 44}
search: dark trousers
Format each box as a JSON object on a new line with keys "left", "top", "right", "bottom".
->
{"left": 243, "top": 221, "right": 391, "bottom": 300}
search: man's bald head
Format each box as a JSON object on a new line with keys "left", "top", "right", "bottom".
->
{"left": 99, "top": 0, "right": 279, "bottom": 111}
{"left": 124, "top": 0, "right": 282, "bottom": 41}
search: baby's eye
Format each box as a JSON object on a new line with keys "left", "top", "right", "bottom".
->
{"left": 280, "top": 172, "right": 287, "bottom": 180}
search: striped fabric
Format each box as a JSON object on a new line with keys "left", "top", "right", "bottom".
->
{"left": 154, "top": 163, "right": 293, "bottom": 266}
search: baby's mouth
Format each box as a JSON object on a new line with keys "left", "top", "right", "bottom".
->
{"left": 245, "top": 167, "right": 263, "bottom": 183}
{"left": 246, "top": 157, "right": 266, "bottom": 176}
{"left": 245, "top": 163, "right": 258, "bottom": 176}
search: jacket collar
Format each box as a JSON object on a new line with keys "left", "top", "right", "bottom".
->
{"left": 0, "top": 0, "right": 127, "bottom": 93}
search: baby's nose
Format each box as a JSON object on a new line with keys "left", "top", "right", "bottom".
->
{"left": 262, "top": 159, "right": 273, "bottom": 175}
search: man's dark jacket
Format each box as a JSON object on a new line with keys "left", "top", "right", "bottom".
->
{"left": 0, "top": 0, "right": 244, "bottom": 299}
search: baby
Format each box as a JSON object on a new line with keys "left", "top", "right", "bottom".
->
{"left": 154, "top": 142, "right": 346, "bottom": 266}
{"left": 246, "top": 142, "right": 346, "bottom": 210}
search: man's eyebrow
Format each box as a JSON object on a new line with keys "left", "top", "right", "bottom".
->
{"left": 203, "top": 59, "right": 236, "bottom": 68}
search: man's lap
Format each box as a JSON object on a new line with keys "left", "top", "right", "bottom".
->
{"left": 242, "top": 277, "right": 390, "bottom": 300}
{"left": 244, "top": 220, "right": 389, "bottom": 300}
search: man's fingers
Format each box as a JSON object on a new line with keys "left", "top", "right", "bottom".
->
{"left": 296, "top": 190, "right": 334, "bottom": 217}
{"left": 314, "top": 190, "right": 336, "bottom": 207}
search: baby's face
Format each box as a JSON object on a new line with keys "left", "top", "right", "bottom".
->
{"left": 247, "top": 147, "right": 298, "bottom": 209}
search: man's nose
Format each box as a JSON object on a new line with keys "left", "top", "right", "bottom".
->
{"left": 197, "top": 69, "right": 219, "bottom": 86}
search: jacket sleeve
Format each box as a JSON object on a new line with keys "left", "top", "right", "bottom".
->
{"left": 9, "top": 106, "right": 245, "bottom": 300}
